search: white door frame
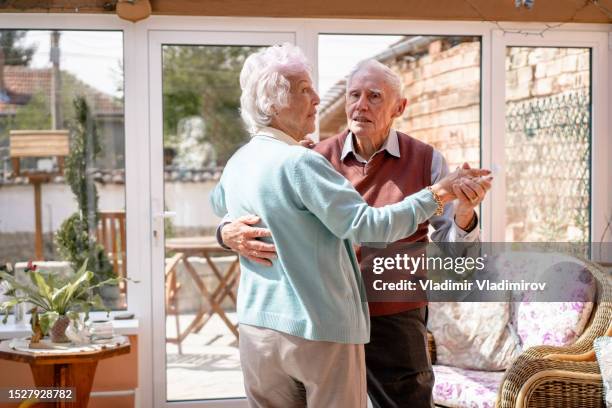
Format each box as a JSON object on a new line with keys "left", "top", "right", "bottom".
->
{"left": 0, "top": 13, "right": 609, "bottom": 408}
{"left": 147, "top": 29, "right": 295, "bottom": 408}
{"left": 490, "top": 30, "right": 610, "bottom": 243}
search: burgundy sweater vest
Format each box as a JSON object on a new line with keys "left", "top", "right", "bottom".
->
{"left": 315, "top": 130, "right": 433, "bottom": 316}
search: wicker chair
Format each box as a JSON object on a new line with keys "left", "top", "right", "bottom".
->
{"left": 496, "top": 260, "right": 611, "bottom": 408}
{"left": 428, "top": 260, "right": 611, "bottom": 408}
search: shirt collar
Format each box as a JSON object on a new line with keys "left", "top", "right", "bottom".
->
{"left": 340, "top": 129, "right": 401, "bottom": 163}
{"left": 255, "top": 126, "right": 300, "bottom": 146}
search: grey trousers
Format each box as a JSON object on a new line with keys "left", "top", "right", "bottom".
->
{"left": 239, "top": 324, "right": 367, "bottom": 408}
{"left": 365, "top": 307, "right": 434, "bottom": 408}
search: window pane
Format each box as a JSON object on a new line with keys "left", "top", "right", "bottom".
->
{"left": 0, "top": 30, "right": 126, "bottom": 309}
{"left": 318, "top": 34, "right": 481, "bottom": 220}
{"left": 162, "top": 44, "right": 261, "bottom": 401}
{"left": 504, "top": 47, "right": 591, "bottom": 242}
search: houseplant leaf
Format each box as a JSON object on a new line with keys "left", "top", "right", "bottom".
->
{"left": 38, "top": 311, "right": 59, "bottom": 335}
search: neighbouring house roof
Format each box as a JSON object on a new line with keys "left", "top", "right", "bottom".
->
{"left": 0, "top": 65, "right": 123, "bottom": 116}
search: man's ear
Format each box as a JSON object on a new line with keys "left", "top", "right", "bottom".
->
{"left": 393, "top": 98, "right": 408, "bottom": 118}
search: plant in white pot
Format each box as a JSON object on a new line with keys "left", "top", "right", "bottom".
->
{"left": 0, "top": 260, "right": 128, "bottom": 343}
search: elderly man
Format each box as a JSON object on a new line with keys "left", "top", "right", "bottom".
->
{"left": 219, "top": 59, "right": 490, "bottom": 408}
{"left": 210, "top": 45, "right": 489, "bottom": 408}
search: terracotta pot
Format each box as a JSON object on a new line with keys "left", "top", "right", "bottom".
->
{"left": 50, "top": 315, "right": 71, "bottom": 343}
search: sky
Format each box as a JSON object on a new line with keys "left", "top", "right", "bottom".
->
{"left": 23, "top": 30, "right": 124, "bottom": 98}
{"left": 20, "top": 31, "right": 403, "bottom": 101}
{"left": 317, "top": 34, "right": 404, "bottom": 98}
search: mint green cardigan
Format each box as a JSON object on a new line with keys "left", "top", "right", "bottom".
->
{"left": 210, "top": 134, "right": 437, "bottom": 344}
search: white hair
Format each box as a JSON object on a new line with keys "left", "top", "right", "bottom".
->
{"left": 239, "top": 43, "right": 311, "bottom": 134}
{"left": 347, "top": 59, "right": 402, "bottom": 98}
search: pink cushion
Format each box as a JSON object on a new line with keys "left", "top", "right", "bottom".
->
{"left": 513, "top": 261, "right": 595, "bottom": 349}
{"left": 433, "top": 365, "right": 504, "bottom": 408}
{"left": 490, "top": 253, "right": 595, "bottom": 349}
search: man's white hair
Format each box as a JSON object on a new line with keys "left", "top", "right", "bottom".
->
{"left": 239, "top": 43, "right": 311, "bottom": 134}
{"left": 347, "top": 59, "right": 403, "bottom": 98}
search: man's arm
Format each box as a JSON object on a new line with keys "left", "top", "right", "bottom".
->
{"left": 429, "top": 150, "right": 489, "bottom": 243}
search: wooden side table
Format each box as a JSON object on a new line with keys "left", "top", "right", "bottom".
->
{"left": 0, "top": 338, "right": 130, "bottom": 408}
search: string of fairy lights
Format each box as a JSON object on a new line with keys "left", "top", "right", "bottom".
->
{"left": 463, "top": 0, "right": 612, "bottom": 36}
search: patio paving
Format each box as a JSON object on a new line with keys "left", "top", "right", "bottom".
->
{"left": 165, "top": 312, "right": 375, "bottom": 407}
{"left": 166, "top": 312, "right": 245, "bottom": 402}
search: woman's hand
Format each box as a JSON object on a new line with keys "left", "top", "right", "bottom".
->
{"left": 431, "top": 164, "right": 492, "bottom": 205}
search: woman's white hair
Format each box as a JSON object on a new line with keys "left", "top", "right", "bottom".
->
{"left": 239, "top": 43, "right": 311, "bottom": 134}
{"left": 347, "top": 59, "right": 402, "bottom": 98}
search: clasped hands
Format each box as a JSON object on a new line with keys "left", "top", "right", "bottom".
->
{"left": 431, "top": 162, "right": 493, "bottom": 230}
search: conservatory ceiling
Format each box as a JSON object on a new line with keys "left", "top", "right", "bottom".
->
{"left": 0, "top": 0, "right": 611, "bottom": 23}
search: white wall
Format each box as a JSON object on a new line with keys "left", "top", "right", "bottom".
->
{"left": 0, "top": 181, "right": 220, "bottom": 233}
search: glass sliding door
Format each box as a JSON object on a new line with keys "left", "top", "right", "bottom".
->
{"left": 491, "top": 30, "right": 608, "bottom": 243}
{"left": 504, "top": 46, "right": 591, "bottom": 242}
{"left": 162, "top": 43, "right": 261, "bottom": 403}
{"left": 148, "top": 31, "right": 294, "bottom": 407}
{"left": 0, "top": 29, "right": 128, "bottom": 308}
{"left": 318, "top": 34, "right": 482, "bottom": 225}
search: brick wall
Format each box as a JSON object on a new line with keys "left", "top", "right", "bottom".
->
{"left": 320, "top": 40, "right": 590, "bottom": 173}
{"left": 504, "top": 47, "right": 590, "bottom": 242}
{"left": 390, "top": 39, "right": 481, "bottom": 171}
{"left": 505, "top": 47, "right": 590, "bottom": 101}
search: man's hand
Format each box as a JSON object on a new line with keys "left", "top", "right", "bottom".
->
{"left": 221, "top": 215, "right": 277, "bottom": 266}
{"left": 431, "top": 165, "right": 491, "bottom": 204}
{"left": 452, "top": 162, "right": 493, "bottom": 230}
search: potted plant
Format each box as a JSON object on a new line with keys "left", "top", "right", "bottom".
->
{"left": 0, "top": 260, "right": 126, "bottom": 343}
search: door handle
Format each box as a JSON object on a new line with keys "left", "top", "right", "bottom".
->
{"left": 152, "top": 211, "right": 176, "bottom": 239}
{"left": 154, "top": 211, "right": 176, "bottom": 220}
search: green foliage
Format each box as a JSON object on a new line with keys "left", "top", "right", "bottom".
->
{"left": 55, "top": 97, "right": 115, "bottom": 286}
{"left": 13, "top": 91, "right": 52, "bottom": 130}
{"left": 64, "top": 97, "right": 101, "bottom": 218}
{"left": 0, "top": 261, "right": 123, "bottom": 333}
{"left": 162, "top": 45, "right": 260, "bottom": 164}
{"left": 0, "top": 31, "right": 36, "bottom": 66}
{"left": 55, "top": 214, "right": 115, "bottom": 285}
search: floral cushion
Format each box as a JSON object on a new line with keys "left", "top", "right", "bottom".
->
{"left": 594, "top": 337, "right": 612, "bottom": 407}
{"left": 432, "top": 365, "right": 504, "bottom": 408}
{"left": 428, "top": 302, "right": 521, "bottom": 371}
{"left": 489, "top": 253, "right": 595, "bottom": 349}
{"left": 512, "top": 261, "right": 595, "bottom": 349}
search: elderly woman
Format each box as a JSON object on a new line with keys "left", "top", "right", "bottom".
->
{"left": 210, "top": 43, "right": 489, "bottom": 408}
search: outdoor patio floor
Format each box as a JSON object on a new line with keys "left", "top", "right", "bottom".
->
{"left": 166, "top": 312, "right": 245, "bottom": 402}
{"left": 165, "top": 313, "right": 376, "bottom": 407}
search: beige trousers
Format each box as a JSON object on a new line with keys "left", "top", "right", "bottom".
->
{"left": 239, "top": 324, "right": 367, "bottom": 408}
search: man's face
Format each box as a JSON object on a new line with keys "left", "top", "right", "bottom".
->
{"left": 345, "top": 67, "right": 406, "bottom": 142}
{"left": 275, "top": 70, "right": 320, "bottom": 139}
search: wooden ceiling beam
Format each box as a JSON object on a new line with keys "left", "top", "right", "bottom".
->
{"left": 0, "top": 0, "right": 610, "bottom": 24}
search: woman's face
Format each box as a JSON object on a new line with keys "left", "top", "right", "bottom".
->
{"left": 273, "top": 70, "right": 320, "bottom": 140}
